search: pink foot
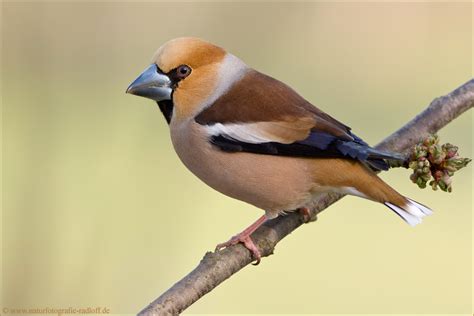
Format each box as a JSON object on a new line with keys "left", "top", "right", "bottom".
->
{"left": 215, "top": 214, "right": 267, "bottom": 265}
{"left": 215, "top": 233, "right": 262, "bottom": 265}
{"left": 299, "top": 207, "right": 311, "bottom": 223}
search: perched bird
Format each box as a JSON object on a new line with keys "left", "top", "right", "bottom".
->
{"left": 127, "top": 37, "right": 432, "bottom": 263}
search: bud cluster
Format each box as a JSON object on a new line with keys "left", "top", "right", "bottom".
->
{"left": 409, "top": 134, "right": 471, "bottom": 192}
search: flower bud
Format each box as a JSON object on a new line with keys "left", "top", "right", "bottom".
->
{"left": 409, "top": 161, "right": 418, "bottom": 169}
{"left": 408, "top": 134, "right": 470, "bottom": 193}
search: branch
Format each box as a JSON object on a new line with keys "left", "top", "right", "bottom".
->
{"left": 138, "top": 79, "right": 474, "bottom": 316}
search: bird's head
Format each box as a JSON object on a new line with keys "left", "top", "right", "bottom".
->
{"left": 126, "top": 37, "right": 231, "bottom": 124}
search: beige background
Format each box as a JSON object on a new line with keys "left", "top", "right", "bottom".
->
{"left": 1, "top": 1, "right": 472, "bottom": 314}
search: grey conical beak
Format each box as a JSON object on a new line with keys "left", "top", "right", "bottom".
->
{"left": 126, "top": 64, "right": 172, "bottom": 101}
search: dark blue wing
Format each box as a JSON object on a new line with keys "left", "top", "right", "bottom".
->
{"left": 210, "top": 129, "right": 403, "bottom": 171}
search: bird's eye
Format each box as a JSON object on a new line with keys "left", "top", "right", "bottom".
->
{"left": 176, "top": 65, "right": 192, "bottom": 79}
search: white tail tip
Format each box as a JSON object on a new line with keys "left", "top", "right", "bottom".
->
{"left": 385, "top": 199, "right": 433, "bottom": 226}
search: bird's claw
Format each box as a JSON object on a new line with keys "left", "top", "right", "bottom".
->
{"left": 215, "top": 234, "right": 262, "bottom": 265}
{"left": 299, "top": 207, "right": 311, "bottom": 223}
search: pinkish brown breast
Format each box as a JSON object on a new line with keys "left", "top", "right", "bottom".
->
{"left": 170, "top": 119, "right": 317, "bottom": 217}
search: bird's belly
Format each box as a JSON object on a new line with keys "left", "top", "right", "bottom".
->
{"left": 170, "top": 122, "right": 315, "bottom": 215}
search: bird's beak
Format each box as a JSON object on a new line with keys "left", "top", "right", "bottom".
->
{"left": 126, "top": 64, "right": 172, "bottom": 101}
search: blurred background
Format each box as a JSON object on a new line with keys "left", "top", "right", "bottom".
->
{"left": 2, "top": 1, "right": 472, "bottom": 314}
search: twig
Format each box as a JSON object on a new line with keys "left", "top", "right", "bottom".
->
{"left": 138, "top": 79, "right": 474, "bottom": 316}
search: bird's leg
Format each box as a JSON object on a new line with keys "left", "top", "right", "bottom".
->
{"left": 215, "top": 214, "right": 267, "bottom": 265}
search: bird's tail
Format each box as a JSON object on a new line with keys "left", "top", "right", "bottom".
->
{"left": 315, "top": 158, "right": 433, "bottom": 226}
{"left": 366, "top": 176, "right": 433, "bottom": 226}
{"left": 384, "top": 198, "right": 433, "bottom": 226}
{"left": 343, "top": 162, "right": 433, "bottom": 226}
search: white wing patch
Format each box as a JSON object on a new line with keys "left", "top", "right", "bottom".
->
{"left": 205, "top": 122, "right": 297, "bottom": 144}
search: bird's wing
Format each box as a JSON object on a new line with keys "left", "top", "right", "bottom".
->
{"left": 195, "top": 70, "right": 402, "bottom": 170}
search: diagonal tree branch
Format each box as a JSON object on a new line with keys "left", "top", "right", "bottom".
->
{"left": 138, "top": 79, "right": 474, "bottom": 316}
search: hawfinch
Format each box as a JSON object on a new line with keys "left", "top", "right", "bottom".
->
{"left": 127, "top": 37, "right": 432, "bottom": 263}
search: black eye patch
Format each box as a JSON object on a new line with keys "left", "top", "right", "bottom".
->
{"left": 163, "top": 65, "right": 192, "bottom": 87}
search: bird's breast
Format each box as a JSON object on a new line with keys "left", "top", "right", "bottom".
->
{"left": 169, "top": 120, "right": 316, "bottom": 215}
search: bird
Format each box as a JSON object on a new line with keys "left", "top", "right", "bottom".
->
{"left": 126, "top": 37, "right": 432, "bottom": 264}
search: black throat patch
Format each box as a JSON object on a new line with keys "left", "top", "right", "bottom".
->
{"left": 157, "top": 100, "right": 173, "bottom": 124}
